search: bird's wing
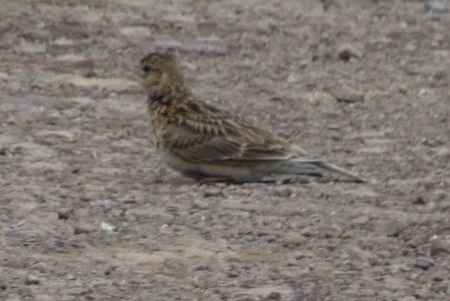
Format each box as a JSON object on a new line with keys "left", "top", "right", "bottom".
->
{"left": 160, "top": 99, "right": 364, "bottom": 182}
{"left": 161, "top": 100, "right": 304, "bottom": 164}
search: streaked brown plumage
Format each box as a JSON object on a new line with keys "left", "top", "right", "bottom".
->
{"left": 139, "top": 52, "right": 363, "bottom": 183}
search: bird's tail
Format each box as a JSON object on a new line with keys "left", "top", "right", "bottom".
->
{"left": 275, "top": 158, "right": 364, "bottom": 183}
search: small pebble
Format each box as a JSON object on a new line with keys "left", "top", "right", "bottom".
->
{"left": 414, "top": 257, "right": 434, "bottom": 270}
{"left": 159, "top": 224, "right": 173, "bottom": 235}
{"left": 100, "top": 199, "right": 118, "bottom": 211}
{"left": 286, "top": 257, "right": 298, "bottom": 266}
{"left": 282, "top": 232, "right": 307, "bottom": 248}
{"left": 300, "top": 226, "right": 317, "bottom": 237}
{"left": 322, "top": 224, "right": 343, "bottom": 238}
{"left": 31, "top": 262, "right": 48, "bottom": 273}
{"left": 336, "top": 42, "right": 363, "bottom": 61}
{"left": 0, "top": 276, "right": 7, "bottom": 290}
{"left": 267, "top": 292, "right": 282, "bottom": 300}
{"left": 204, "top": 295, "right": 222, "bottom": 301}
{"left": 192, "top": 264, "right": 210, "bottom": 271}
{"left": 331, "top": 86, "right": 365, "bottom": 103}
{"left": 104, "top": 266, "right": 117, "bottom": 275}
{"left": 226, "top": 264, "right": 241, "bottom": 278}
{"left": 236, "top": 225, "right": 253, "bottom": 235}
{"left": 413, "top": 195, "right": 428, "bottom": 205}
{"left": 227, "top": 269, "right": 240, "bottom": 278}
{"left": 310, "top": 188, "right": 325, "bottom": 199}
{"left": 384, "top": 221, "right": 407, "bottom": 237}
{"left": 430, "top": 236, "right": 450, "bottom": 255}
{"left": 25, "top": 274, "right": 40, "bottom": 285}
{"left": 425, "top": 201, "right": 437, "bottom": 211}
{"left": 351, "top": 215, "right": 370, "bottom": 225}
{"left": 166, "top": 204, "right": 181, "bottom": 213}
{"left": 74, "top": 222, "right": 95, "bottom": 235}
{"left": 101, "top": 221, "right": 118, "bottom": 234}
{"left": 432, "top": 273, "right": 444, "bottom": 282}
{"left": 425, "top": 1, "right": 448, "bottom": 13}
{"left": 292, "top": 251, "right": 312, "bottom": 260}
{"left": 192, "top": 199, "right": 210, "bottom": 210}
{"left": 57, "top": 208, "right": 72, "bottom": 220}
{"left": 345, "top": 245, "right": 373, "bottom": 265}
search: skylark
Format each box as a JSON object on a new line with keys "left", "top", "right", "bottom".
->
{"left": 139, "top": 52, "right": 363, "bottom": 183}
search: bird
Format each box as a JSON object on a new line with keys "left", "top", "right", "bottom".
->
{"left": 138, "top": 52, "right": 363, "bottom": 183}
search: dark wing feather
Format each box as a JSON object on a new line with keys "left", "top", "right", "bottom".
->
{"left": 161, "top": 99, "right": 301, "bottom": 164}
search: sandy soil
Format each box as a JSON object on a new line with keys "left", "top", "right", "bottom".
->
{"left": 1, "top": 0, "right": 449, "bottom": 300}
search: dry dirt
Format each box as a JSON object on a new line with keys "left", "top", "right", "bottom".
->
{"left": 1, "top": 0, "right": 450, "bottom": 300}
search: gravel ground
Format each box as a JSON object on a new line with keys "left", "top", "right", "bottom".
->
{"left": 1, "top": 0, "right": 449, "bottom": 300}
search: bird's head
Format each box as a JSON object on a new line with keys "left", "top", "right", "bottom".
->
{"left": 139, "top": 52, "right": 185, "bottom": 97}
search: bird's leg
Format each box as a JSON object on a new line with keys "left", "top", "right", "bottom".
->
{"left": 198, "top": 176, "right": 234, "bottom": 185}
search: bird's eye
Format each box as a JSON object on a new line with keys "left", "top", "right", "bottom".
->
{"left": 142, "top": 65, "right": 152, "bottom": 73}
